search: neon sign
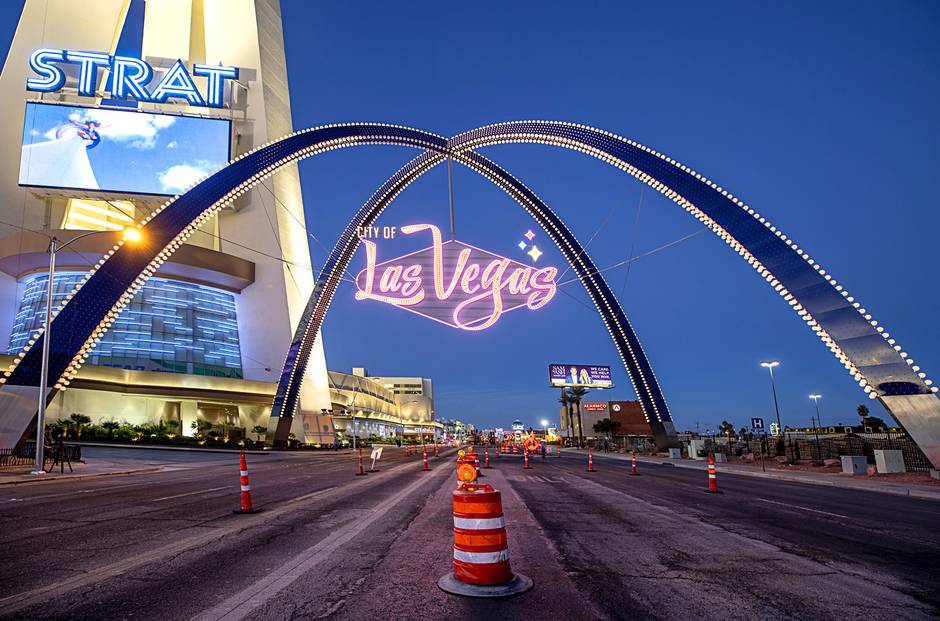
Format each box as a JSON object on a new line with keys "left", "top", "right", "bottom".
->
{"left": 27, "top": 49, "right": 238, "bottom": 108}
{"left": 355, "top": 224, "right": 558, "bottom": 330}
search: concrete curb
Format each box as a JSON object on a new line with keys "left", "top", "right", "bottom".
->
{"left": 564, "top": 449, "right": 940, "bottom": 502}
{"left": 0, "top": 466, "right": 165, "bottom": 486}
{"left": 71, "top": 441, "right": 271, "bottom": 454}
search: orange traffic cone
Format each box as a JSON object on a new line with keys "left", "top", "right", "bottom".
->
{"left": 423, "top": 448, "right": 430, "bottom": 471}
{"left": 355, "top": 447, "right": 367, "bottom": 476}
{"left": 556, "top": 444, "right": 561, "bottom": 458}
{"left": 631, "top": 449, "right": 639, "bottom": 476}
{"left": 496, "top": 445, "right": 500, "bottom": 459}
{"left": 234, "top": 450, "right": 261, "bottom": 514}
{"left": 587, "top": 448, "right": 596, "bottom": 472}
{"left": 484, "top": 447, "right": 491, "bottom": 469}
{"left": 523, "top": 449, "right": 532, "bottom": 469}
{"left": 705, "top": 453, "right": 721, "bottom": 493}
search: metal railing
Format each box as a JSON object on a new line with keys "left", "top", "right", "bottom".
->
{"left": 689, "top": 432, "right": 931, "bottom": 472}
{"left": 0, "top": 443, "right": 82, "bottom": 471}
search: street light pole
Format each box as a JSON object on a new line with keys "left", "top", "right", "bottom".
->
{"left": 31, "top": 228, "right": 142, "bottom": 475}
{"left": 809, "top": 394, "right": 822, "bottom": 427}
{"left": 760, "top": 361, "right": 783, "bottom": 434}
{"left": 30, "top": 236, "right": 57, "bottom": 475}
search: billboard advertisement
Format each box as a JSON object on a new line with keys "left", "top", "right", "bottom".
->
{"left": 548, "top": 364, "right": 613, "bottom": 388}
{"left": 19, "top": 102, "right": 231, "bottom": 196}
{"left": 582, "top": 402, "right": 608, "bottom": 412}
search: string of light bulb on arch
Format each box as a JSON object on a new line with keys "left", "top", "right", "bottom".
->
{"left": 3, "top": 122, "right": 932, "bottom": 442}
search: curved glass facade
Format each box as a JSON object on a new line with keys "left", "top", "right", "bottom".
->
{"left": 9, "top": 271, "right": 243, "bottom": 378}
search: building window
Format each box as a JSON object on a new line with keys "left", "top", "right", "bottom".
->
{"left": 9, "top": 271, "right": 243, "bottom": 378}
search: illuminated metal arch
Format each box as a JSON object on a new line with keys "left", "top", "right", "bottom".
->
{"left": 270, "top": 147, "right": 677, "bottom": 446}
{"left": 1, "top": 123, "right": 677, "bottom": 446}
{"left": 447, "top": 122, "right": 939, "bottom": 465}
{"left": 275, "top": 121, "right": 940, "bottom": 461}
{"left": 2, "top": 121, "right": 937, "bottom": 463}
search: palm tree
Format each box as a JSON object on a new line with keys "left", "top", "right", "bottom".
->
{"left": 566, "top": 387, "right": 589, "bottom": 448}
{"left": 718, "top": 420, "right": 736, "bottom": 443}
{"left": 69, "top": 413, "right": 92, "bottom": 438}
{"left": 593, "top": 418, "right": 620, "bottom": 439}
{"left": 558, "top": 391, "right": 574, "bottom": 444}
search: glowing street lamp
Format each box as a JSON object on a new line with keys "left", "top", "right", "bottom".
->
{"left": 31, "top": 227, "right": 143, "bottom": 475}
{"left": 760, "top": 361, "right": 783, "bottom": 438}
{"left": 809, "top": 394, "right": 823, "bottom": 428}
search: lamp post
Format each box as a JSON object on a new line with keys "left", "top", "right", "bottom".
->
{"left": 760, "top": 360, "right": 783, "bottom": 456}
{"left": 31, "top": 228, "right": 143, "bottom": 475}
{"left": 809, "top": 394, "right": 822, "bottom": 428}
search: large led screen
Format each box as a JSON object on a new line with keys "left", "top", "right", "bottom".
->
{"left": 19, "top": 102, "right": 231, "bottom": 196}
{"left": 549, "top": 364, "right": 613, "bottom": 388}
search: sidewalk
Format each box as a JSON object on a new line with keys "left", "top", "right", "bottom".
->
{"left": 0, "top": 445, "right": 241, "bottom": 486}
{"left": 0, "top": 456, "right": 165, "bottom": 486}
{"left": 562, "top": 448, "right": 940, "bottom": 502}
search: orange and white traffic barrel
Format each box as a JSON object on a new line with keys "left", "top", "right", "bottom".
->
{"left": 438, "top": 483, "right": 532, "bottom": 597}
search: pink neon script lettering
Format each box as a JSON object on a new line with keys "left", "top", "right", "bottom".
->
{"left": 355, "top": 224, "right": 557, "bottom": 329}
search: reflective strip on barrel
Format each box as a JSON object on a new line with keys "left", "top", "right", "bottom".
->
{"left": 452, "top": 484, "right": 513, "bottom": 585}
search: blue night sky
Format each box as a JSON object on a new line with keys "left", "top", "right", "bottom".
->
{"left": 2, "top": 1, "right": 939, "bottom": 432}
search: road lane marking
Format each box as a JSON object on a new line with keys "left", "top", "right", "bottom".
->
{"left": 153, "top": 486, "right": 230, "bottom": 502}
{"left": 4, "top": 482, "right": 147, "bottom": 503}
{"left": 756, "top": 498, "right": 851, "bottom": 520}
{"left": 0, "top": 458, "right": 424, "bottom": 617}
{"left": 191, "top": 466, "right": 449, "bottom": 621}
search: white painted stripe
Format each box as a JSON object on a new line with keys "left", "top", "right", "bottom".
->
{"left": 757, "top": 498, "right": 851, "bottom": 520}
{"left": 153, "top": 486, "right": 230, "bottom": 502}
{"left": 240, "top": 485, "right": 251, "bottom": 492}
{"left": 453, "top": 548, "right": 509, "bottom": 564}
{"left": 191, "top": 463, "right": 445, "bottom": 621}
{"left": 454, "top": 516, "right": 505, "bottom": 530}
{"left": 240, "top": 470, "right": 249, "bottom": 476}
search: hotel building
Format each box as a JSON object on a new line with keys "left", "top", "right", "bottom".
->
{"left": 0, "top": 0, "right": 334, "bottom": 445}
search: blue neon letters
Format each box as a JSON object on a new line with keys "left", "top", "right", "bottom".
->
{"left": 26, "top": 48, "right": 237, "bottom": 108}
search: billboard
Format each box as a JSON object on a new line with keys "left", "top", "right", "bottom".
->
{"left": 19, "top": 102, "right": 231, "bottom": 196}
{"left": 582, "top": 402, "right": 608, "bottom": 412}
{"left": 549, "top": 364, "right": 613, "bottom": 388}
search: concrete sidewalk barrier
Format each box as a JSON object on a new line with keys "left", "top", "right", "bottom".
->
{"left": 874, "top": 450, "right": 905, "bottom": 474}
{"left": 841, "top": 455, "right": 868, "bottom": 475}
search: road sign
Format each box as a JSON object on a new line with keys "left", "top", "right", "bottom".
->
{"left": 369, "top": 446, "right": 383, "bottom": 472}
{"left": 770, "top": 421, "right": 781, "bottom": 436}
{"left": 751, "top": 417, "right": 764, "bottom": 430}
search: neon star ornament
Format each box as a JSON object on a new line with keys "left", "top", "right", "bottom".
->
{"left": 524, "top": 230, "right": 536, "bottom": 241}
{"left": 527, "top": 245, "right": 543, "bottom": 263}
{"left": 355, "top": 224, "right": 557, "bottom": 330}
{"left": 517, "top": 241, "right": 527, "bottom": 251}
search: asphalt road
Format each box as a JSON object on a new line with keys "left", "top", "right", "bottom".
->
{"left": 0, "top": 446, "right": 936, "bottom": 620}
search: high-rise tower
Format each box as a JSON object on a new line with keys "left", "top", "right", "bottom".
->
{"left": 0, "top": 0, "right": 332, "bottom": 446}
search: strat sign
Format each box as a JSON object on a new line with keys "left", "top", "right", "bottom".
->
{"left": 27, "top": 49, "right": 238, "bottom": 108}
{"left": 355, "top": 224, "right": 558, "bottom": 330}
